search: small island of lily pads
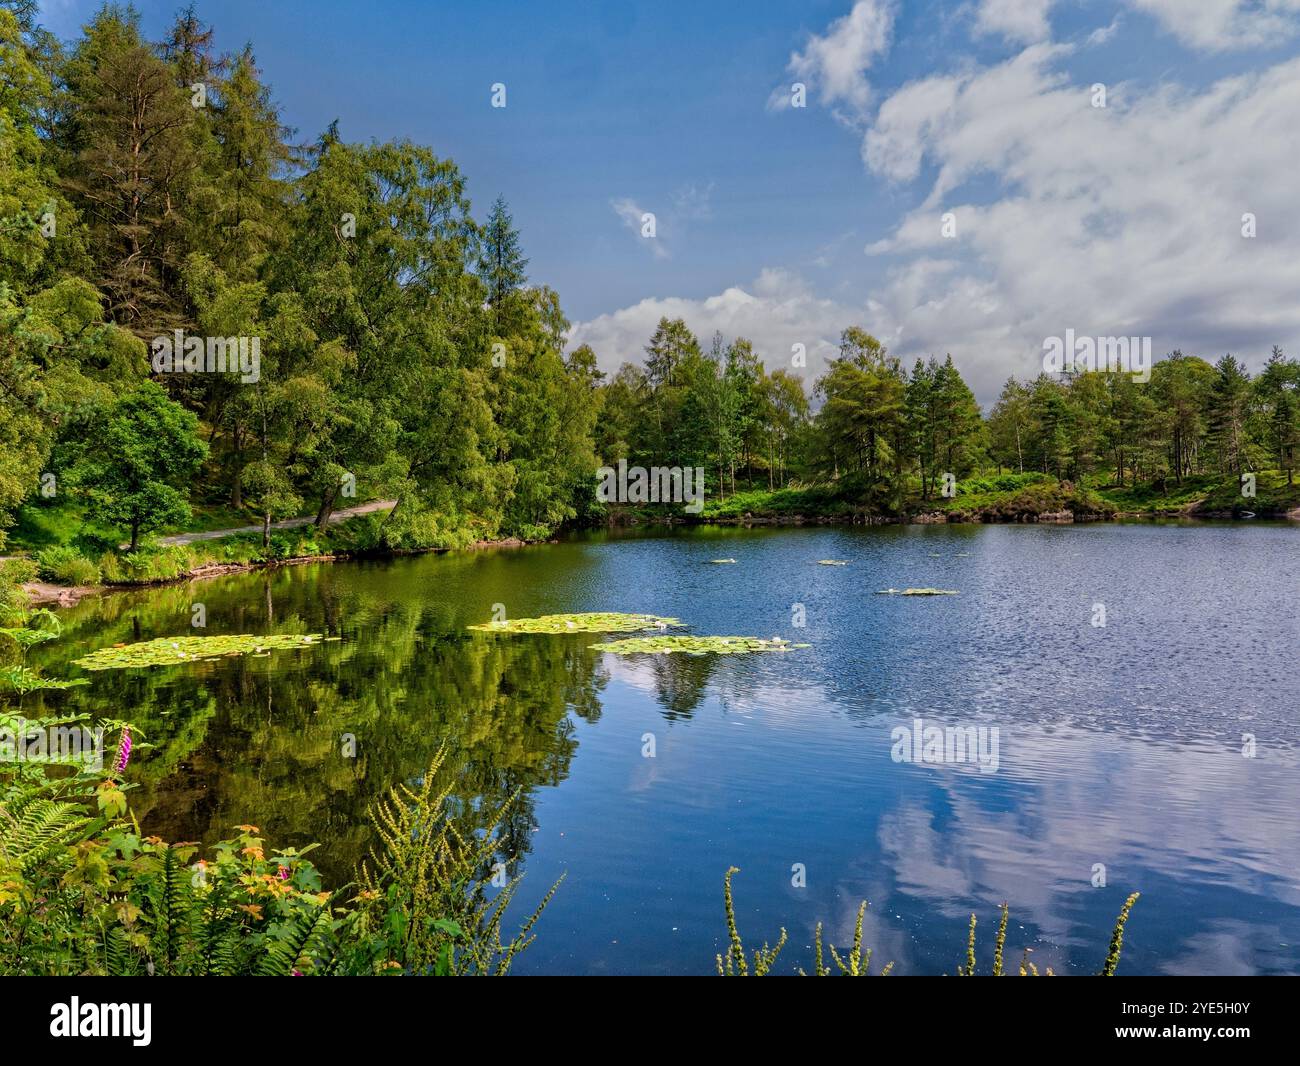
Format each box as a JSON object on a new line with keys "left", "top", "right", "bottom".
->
{"left": 468, "top": 612, "right": 684, "bottom": 635}
{"left": 588, "top": 635, "right": 810, "bottom": 655}
{"left": 72, "top": 633, "right": 335, "bottom": 671}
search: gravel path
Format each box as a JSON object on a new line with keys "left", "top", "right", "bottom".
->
{"left": 155, "top": 499, "right": 396, "bottom": 546}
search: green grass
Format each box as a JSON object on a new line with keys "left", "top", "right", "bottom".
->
{"left": 698, "top": 484, "right": 857, "bottom": 519}
{"left": 1097, "top": 469, "right": 1300, "bottom": 516}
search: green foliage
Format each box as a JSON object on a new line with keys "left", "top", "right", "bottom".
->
{"left": 72, "top": 633, "right": 332, "bottom": 671}
{"left": 1100, "top": 892, "right": 1141, "bottom": 976}
{"left": 717, "top": 867, "right": 787, "bottom": 976}
{"left": 0, "top": 743, "right": 556, "bottom": 975}
{"left": 354, "top": 748, "right": 561, "bottom": 975}
{"left": 806, "top": 901, "right": 894, "bottom": 976}
{"left": 34, "top": 545, "right": 99, "bottom": 585}
{"left": 63, "top": 382, "right": 208, "bottom": 551}
{"left": 469, "top": 612, "right": 684, "bottom": 635}
{"left": 588, "top": 635, "right": 809, "bottom": 655}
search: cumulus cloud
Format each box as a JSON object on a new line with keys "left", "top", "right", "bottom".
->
{"left": 587, "top": 7, "right": 1300, "bottom": 407}
{"left": 1124, "top": 0, "right": 1300, "bottom": 51}
{"left": 585, "top": 44, "right": 1300, "bottom": 406}
{"left": 768, "top": 0, "right": 895, "bottom": 117}
{"left": 569, "top": 268, "right": 856, "bottom": 384}
{"left": 858, "top": 45, "right": 1300, "bottom": 399}
{"left": 974, "top": 0, "right": 1056, "bottom": 44}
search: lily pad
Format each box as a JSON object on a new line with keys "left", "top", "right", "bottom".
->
{"left": 72, "top": 633, "right": 333, "bottom": 671}
{"left": 875, "top": 588, "right": 960, "bottom": 596}
{"left": 468, "top": 612, "right": 684, "bottom": 635}
{"left": 589, "top": 635, "right": 810, "bottom": 656}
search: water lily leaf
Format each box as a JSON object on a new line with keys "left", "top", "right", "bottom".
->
{"left": 72, "top": 634, "right": 328, "bottom": 671}
{"left": 589, "top": 635, "right": 810, "bottom": 655}
{"left": 468, "top": 612, "right": 684, "bottom": 635}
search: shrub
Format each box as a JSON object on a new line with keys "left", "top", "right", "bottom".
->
{"left": 34, "top": 546, "right": 100, "bottom": 586}
{"left": 98, "top": 544, "right": 195, "bottom": 584}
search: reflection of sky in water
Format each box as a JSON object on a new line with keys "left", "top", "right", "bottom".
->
{"left": 41, "top": 522, "right": 1300, "bottom": 974}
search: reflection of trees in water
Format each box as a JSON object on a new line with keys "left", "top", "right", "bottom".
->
{"left": 38, "top": 574, "right": 610, "bottom": 886}
{"left": 646, "top": 654, "right": 716, "bottom": 721}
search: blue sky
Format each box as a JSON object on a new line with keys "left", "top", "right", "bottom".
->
{"left": 37, "top": 1, "right": 1300, "bottom": 402}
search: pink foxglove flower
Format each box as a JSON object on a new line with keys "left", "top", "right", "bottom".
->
{"left": 114, "top": 728, "right": 132, "bottom": 774}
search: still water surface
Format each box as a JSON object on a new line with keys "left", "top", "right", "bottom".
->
{"left": 36, "top": 522, "right": 1300, "bottom": 975}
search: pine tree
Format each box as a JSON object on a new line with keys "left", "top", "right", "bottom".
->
{"left": 57, "top": 8, "right": 199, "bottom": 333}
{"left": 478, "top": 195, "right": 528, "bottom": 311}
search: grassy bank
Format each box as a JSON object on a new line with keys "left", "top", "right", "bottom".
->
{"left": 667, "top": 469, "right": 1300, "bottom": 524}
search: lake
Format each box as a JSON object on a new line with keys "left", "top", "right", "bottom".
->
{"left": 34, "top": 522, "right": 1300, "bottom": 975}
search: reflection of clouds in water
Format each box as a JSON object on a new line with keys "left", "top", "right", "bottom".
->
{"left": 1160, "top": 921, "right": 1284, "bottom": 977}
{"left": 870, "top": 722, "right": 1300, "bottom": 972}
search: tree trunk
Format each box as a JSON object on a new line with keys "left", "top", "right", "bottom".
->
{"left": 315, "top": 484, "right": 338, "bottom": 531}
{"left": 231, "top": 422, "right": 244, "bottom": 508}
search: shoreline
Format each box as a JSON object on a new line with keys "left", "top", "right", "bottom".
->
{"left": 22, "top": 506, "right": 1300, "bottom": 609}
{"left": 21, "top": 536, "right": 533, "bottom": 608}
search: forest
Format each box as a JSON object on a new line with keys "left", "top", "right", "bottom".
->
{"left": 3, "top": 1, "right": 1299, "bottom": 588}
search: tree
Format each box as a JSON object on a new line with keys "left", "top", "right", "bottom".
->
{"left": 478, "top": 195, "right": 528, "bottom": 322}
{"left": 759, "top": 369, "right": 809, "bottom": 488}
{"left": 1150, "top": 352, "right": 1214, "bottom": 484}
{"left": 195, "top": 44, "right": 290, "bottom": 281}
{"left": 814, "top": 328, "right": 905, "bottom": 507}
{"left": 644, "top": 317, "right": 699, "bottom": 390}
{"left": 68, "top": 381, "right": 207, "bottom": 550}
{"left": 986, "top": 378, "right": 1030, "bottom": 474}
{"left": 493, "top": 289, "right": 599, "bottom": 535}
{"left": 57, "top": 8, "right": 200, "bottom": 333}
{"left": 1252, "top": 346, "right": 1300, "bottom": 486}
{"left": 1207, "top": 354, "right": 1251, "bottom": 476}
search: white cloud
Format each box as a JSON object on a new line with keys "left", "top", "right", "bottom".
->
{"left": 610, "top": 197, "right": 669, "bottom": 260}
{"left": 974, "top": 0, "right": 1056, "bottom": 44}
{"left": 569, "top": 268, "right": 855, "bottom": 384}
{"left": 610, "top": 185, "right": 715, "bottom": 261}
{"left": 857, "top": 45, "right": 1300, "bottom": 399}
{"left": 1124, "top": 0, "right": 1300, "bottom": 51}
{"left": 587, "top": 46, "right": 1300, "bottom": 407}
{"left": 769, "top": 0, "right": 896, "bottom": 117}
{"left": 1086, "top": 16, "right": 1122, "bottom": 45}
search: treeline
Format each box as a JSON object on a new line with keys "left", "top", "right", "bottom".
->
{"left": 1, "top": 2, "right": 599, "bottom": 550}
{"left": 597, "top": 320, "right": 1300, "bottom": 511}
{"left": 986, "top": 349, "right": 1299, "bottom": 492}
{"left": 3, "top": 3, "right": 1298, "bottom": 554}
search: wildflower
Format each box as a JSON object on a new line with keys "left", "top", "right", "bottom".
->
{"left": 277, "top": 865, "right": 290, "bottom": 880}
{"left": 114, "top": 729, "right": 132, "bottom": 774}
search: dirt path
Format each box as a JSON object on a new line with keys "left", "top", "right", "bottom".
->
{"left": 155, "top": 499, "right": 396, "bottom": 546}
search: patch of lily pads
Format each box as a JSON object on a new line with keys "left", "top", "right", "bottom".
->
{"left": 875, "top": 588, "right": 960, "bottom": 596}
{"left": 588, "top": 635, "right": 810, "bottom": 656}
{"left": 72, "top": 633, "right": 336, "bottom": 671}
{"left": 467, "top": 612, "right": 684, "bottom": 635}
